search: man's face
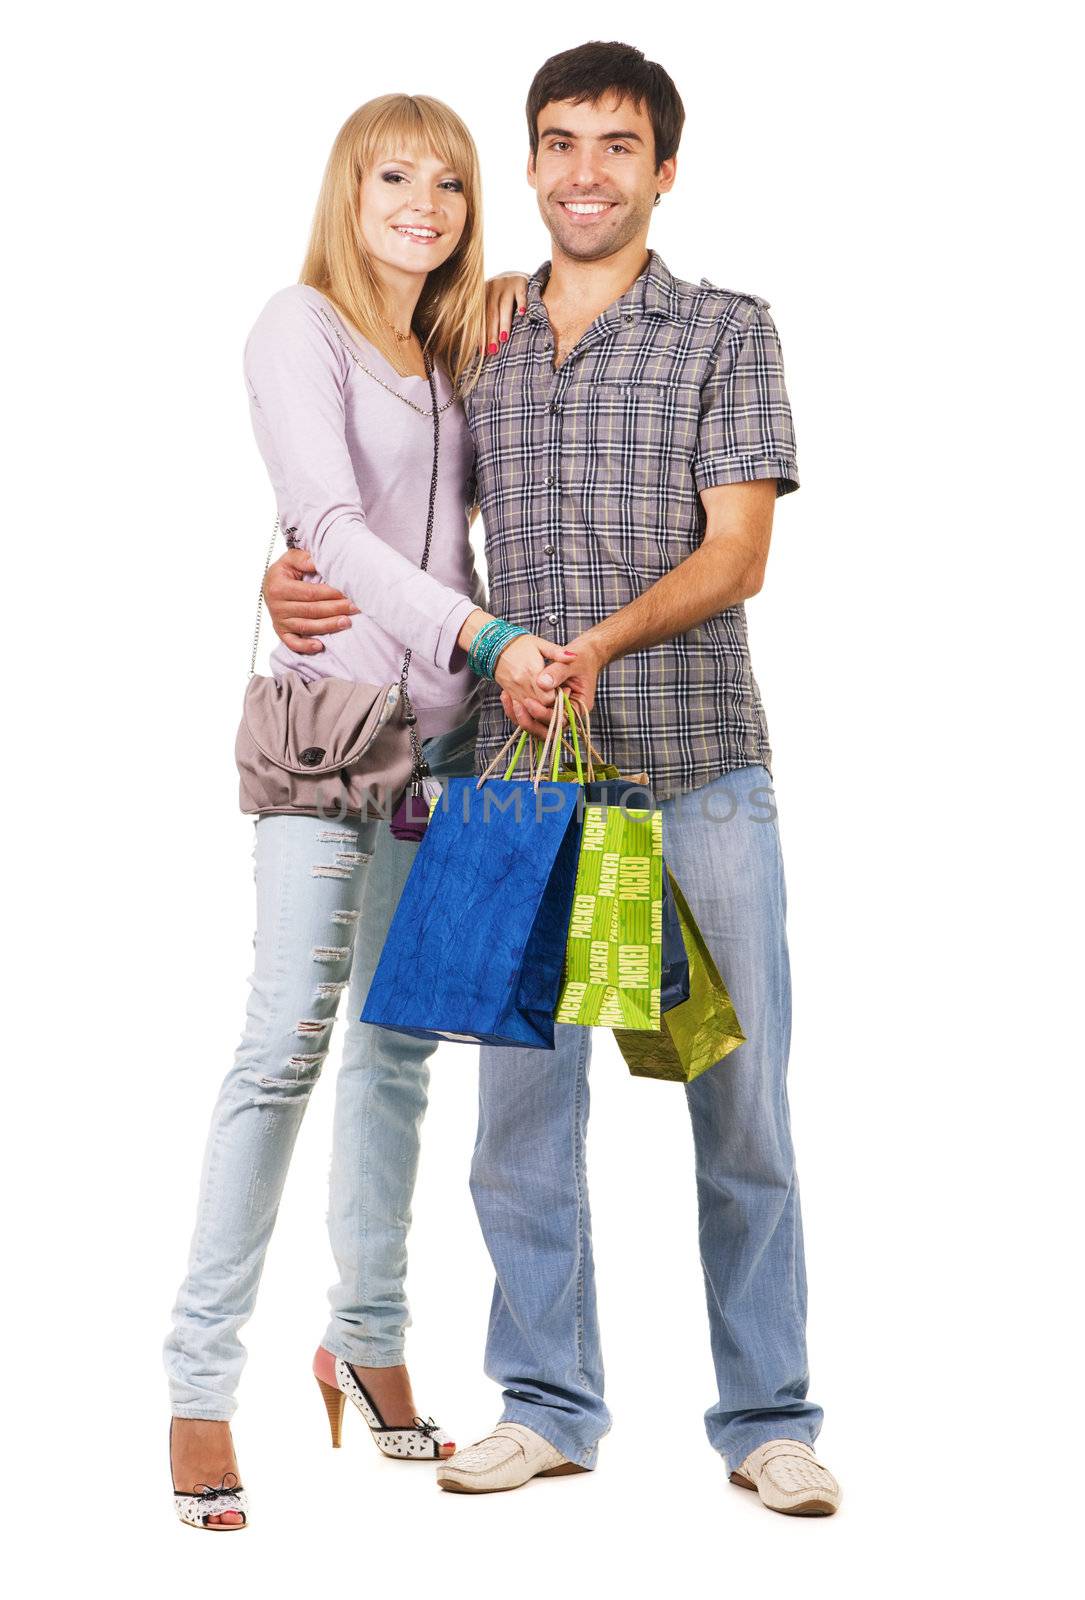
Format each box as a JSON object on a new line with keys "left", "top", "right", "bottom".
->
{"left": 528, "top": 94, "right": 676, "bottom": 263}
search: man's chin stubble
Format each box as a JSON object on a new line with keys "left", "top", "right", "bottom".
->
{"left": 546, "top": 205, "right": 653, "bottom": 263}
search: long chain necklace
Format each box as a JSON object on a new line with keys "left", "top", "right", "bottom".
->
{"left": 318, "top": 307, "right": 458, "bottom": 417}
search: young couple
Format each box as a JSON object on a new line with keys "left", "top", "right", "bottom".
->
{"left": 165, "top": 40, "right": 841, "bottom": 1528}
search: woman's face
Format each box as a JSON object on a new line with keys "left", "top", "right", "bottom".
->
{"left": 357, "top": 149, "right": 468, "bottom": 284}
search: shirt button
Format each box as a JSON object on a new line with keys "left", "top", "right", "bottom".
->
{"left": 547, "top": 612, "right": 559, "bottom": 624}
{"left": 624, "top": 313, "right": 634, "bottom": 324}
{"left": 546, "top": 475, "right": 556, "bottom": 487}
{"left": 544, "top": 544, "right": 555, "bottom": 555}
{"left": 549, "top": 402, "right": 560, "bottom": 414}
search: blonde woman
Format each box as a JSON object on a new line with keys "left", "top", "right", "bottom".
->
{"left": 164, "top": 95, "right": 568, "bottom": 1530}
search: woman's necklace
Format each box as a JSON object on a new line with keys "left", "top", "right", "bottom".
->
{"left": 381, "top": 314, "right": 413, "bottom": 343}
{"left": 317, "top": 307, "right": 458, "bottom": 417}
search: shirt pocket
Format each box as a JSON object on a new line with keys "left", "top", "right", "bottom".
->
{"left": 569, "top": 378, "right": 703, "bottom": 504}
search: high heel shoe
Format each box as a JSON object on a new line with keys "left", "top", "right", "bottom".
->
{"left": 170, "top": 1420, "right": 248, "bottom": 1530}
{"left": 313, "top": 1346, "right": 455, "bottom": 1461}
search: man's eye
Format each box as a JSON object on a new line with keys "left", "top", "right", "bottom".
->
{"left": 550, "top": 141, "right": 571, "bottom": 152}
{"left": 607, "top": 144, "right": 630, "bottom": 156}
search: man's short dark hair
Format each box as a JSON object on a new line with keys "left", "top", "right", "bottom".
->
{"left": 526, "top": 41, "right": 685, "bottom": 168}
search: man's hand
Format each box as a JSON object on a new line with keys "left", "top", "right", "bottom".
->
{"left": 264, "top": 549, "right": 358, "bottom": 655}
{"left": 534, "top": 635, "right": 603, "bottom": 713}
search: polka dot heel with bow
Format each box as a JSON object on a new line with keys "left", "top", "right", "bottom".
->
{"left": 170, "top": 1422, "right": 248, "bottom": 1531}
{"left": 313, "top": 1346, "right": 455, "bottom": 1461}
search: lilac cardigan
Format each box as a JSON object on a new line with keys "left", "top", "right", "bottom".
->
{"left": 244, "top": 284, "right": 486, "bottom": 741}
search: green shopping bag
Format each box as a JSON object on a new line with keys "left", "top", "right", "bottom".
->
{"left": 613, "top": 870, "right": 746, "bottom": 1081}
{"left": 545, "top": 696, "right": 664, "bottom": 1031}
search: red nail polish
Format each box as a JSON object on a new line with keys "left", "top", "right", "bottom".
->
{"left": 487, "top": 342, "right": 498, "bottom": 355}
{"left": 499, "top": 330, "right": 508, "bottom": 343}
{"left": 518, "top": 305, "right": 527, "bottom": 315}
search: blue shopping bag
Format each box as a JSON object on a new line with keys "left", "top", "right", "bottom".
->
{"left": 361, "top": 773, "right": 583, "bottom": 1048}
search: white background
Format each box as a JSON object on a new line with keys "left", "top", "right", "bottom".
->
{"left": 4, "top": 1, "right": 1080, "bottom": 1594}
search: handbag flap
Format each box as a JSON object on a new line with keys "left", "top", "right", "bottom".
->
{"left": 242, "top": 672, "right": 401, "bottom": 775}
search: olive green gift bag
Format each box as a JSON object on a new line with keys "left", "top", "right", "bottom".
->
{"left": 613, "top": 870, "right": 746, "bottom": 1082}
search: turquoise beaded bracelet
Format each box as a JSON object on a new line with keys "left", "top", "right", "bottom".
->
{"left": 467, "top": 618, "right": 528, "bottom": 679}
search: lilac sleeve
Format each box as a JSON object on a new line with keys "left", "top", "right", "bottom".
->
{"left": 243, "top": 290, "right": 478, "bottom": 667}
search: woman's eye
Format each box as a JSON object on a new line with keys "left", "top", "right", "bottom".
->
{"left": 440, "top": 179, "right": 464, "bottom": 192}
{"left": 382, "top": 172, "right": 407, "bottom": 184}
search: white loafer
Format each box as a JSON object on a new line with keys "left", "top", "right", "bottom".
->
{"left": 730, "top": 1439, "right": 841, "bottom": 1516}
{"left": 437, "top": 1422, "right": 587, "bottom": 1494}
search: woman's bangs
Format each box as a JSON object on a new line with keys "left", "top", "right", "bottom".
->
{"left": 360, "top": 97, "right": 474, "bottom": 196}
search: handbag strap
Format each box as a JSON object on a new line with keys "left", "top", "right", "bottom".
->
{"left": 248, "top": 359, "right": 442, "bottom": 791}
{"left": 399, "top": 360, "right": 441, "bottom": 790}
{"left": 249, "top": 520, "right": 281, "bottom": 680}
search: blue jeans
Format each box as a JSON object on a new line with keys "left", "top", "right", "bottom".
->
{"left": 164, "top": 712, "right": 479, "bottom": 1419}
{"left": 470, "top": 765, "right": 823, "bottom": 1472}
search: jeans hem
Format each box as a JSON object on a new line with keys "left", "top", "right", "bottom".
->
{"left": 499, "top": 1401, "right": 605, "bottom": 1470}
{"left": 321, "top": 1332, "right": 406, "bottom": 1369}
{"left": 170, "top": 1403, "right": 238, "bottom": 1422}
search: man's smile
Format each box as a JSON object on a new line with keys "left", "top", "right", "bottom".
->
{"left": 556, "top": 199, "right": 618, "bottom": 221}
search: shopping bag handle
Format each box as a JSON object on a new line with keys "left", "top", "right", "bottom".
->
{"left": 534, "top": 692, "right": 584, "bottom": 788}
{"left": 475, "top": 694, "right": 590, "bottom": 789}
{"left": 476, "top": 725, "right": 525, "bottom": 787}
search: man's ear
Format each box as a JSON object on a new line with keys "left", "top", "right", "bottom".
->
{"left": 656, "top": 155, "right": 677, "bottom": 198}
{"left": 526, "top": 150, "right": 537, "bottom": 192}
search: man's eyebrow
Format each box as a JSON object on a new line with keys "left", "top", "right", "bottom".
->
{"left": 538, "top": 127, "right": 644, "bottom": 144}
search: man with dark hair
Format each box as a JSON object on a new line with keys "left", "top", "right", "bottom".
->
{"left": 265, "top": 41, "right": 839, "bottom": 1515}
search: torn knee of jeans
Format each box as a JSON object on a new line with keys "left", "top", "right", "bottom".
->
{"left": 287, "top": 1050, "right": 326, "bottom": 1071}
{"left": 331, "top": 909, "right": 360, "bottom": 927}
{"left": 312, "top": 848, "right": 372, "bottom": 880}
{"left": 317, "top": 829, "right": 359, "bottom": 844}
{"left": 295, "top": 1018, "right": 331, "bottom": 1037}
{"left": 312, "top": 945, "right": 352, "bottom": 963}
{"left": 254, "top": 1051, "right": 327, "bottom": 1093}
{"left": 314, "top": 980, "right": 348, "bottom": 1000}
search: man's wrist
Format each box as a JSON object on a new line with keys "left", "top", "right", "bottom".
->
{"left": 570, "top": 630, "right": 611, "bottom": 669}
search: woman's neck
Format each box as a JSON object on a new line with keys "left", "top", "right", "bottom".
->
{"left": 374, "top": 264, "right": 426, "bottom": 337}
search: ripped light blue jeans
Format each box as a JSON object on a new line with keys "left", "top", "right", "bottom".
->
{"left": 164, "top": 712, "right": 479, "bottom": 1419}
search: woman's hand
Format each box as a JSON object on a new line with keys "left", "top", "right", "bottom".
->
{"left": 484, "top": 273, "right": 530, "bottom": 354}
{"left": 492, "top": 634, "right": 575, "bottom": 728}
{"left": 500, "top": 636, "right": 604, "bottom": 737}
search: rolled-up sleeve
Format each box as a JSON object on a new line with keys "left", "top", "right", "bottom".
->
{"left": 692, "top": 300, "right": 800, "bottom": 497}
{"left": 244, "top": 290, "right": 477, "bottom": 667}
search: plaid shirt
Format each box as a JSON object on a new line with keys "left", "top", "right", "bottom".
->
{"left": 464, "top": 250, "right": 799, "bottom": 797}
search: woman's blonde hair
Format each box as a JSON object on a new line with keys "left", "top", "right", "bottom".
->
{"left": 301, "top": 95, "right": 485, "bottom": 391}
